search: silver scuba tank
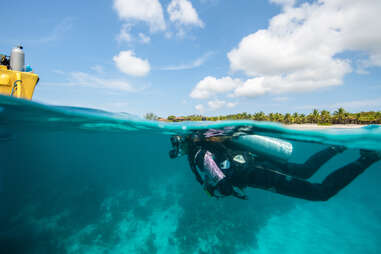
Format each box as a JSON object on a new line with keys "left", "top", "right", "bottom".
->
{"left": 231, "top": 135, "right": 293, "bottom": 162}
{"left": 10, "top": 45, "right": 25, "bottom": 71}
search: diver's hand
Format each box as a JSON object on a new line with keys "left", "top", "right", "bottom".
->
{"left": 236, "top": 194, "right": 249, "bottom": 200}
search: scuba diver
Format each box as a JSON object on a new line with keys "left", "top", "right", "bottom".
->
{"left": 169, "top": 134, "right": 381, "bottom": 201}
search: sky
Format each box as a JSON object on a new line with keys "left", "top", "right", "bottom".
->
{"left": 2, "top": 0, "right": 381, "bottom": 117}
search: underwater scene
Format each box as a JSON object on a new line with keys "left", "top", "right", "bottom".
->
{"left": 1, "top": 95, "right": 381, "bottom": 254}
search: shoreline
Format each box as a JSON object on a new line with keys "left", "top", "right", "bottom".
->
{"left": 286, "top": 124, "right": 376, "bottom": 129}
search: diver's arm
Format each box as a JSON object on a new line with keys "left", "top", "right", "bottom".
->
{"left": 190, "top": 147, "right": 241, "bottom": 198}
{"left": 188, "top": 149, "right": 204, "bottom": 185}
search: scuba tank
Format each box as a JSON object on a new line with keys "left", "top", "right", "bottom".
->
{"left": 230, "top": 135, "right": 293, "bottom": 162}
{"left": 10, "top": 45, "right": 25, "bottom": 71}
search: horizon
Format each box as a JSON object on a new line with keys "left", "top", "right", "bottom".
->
{"left": 1, "top": 0, "right": 381, "bottom": 117}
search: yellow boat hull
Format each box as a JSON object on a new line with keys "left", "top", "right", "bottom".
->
{"left": 0, "top": 65, "right": 39, "bottom": 100}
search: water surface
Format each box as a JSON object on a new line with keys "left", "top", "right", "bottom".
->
{"left": 1, "top": 95, "right": 380, "bottom": 254}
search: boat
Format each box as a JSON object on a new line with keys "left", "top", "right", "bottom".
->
{"left": 0, "top": 45, "right": 39, "bottom": 100}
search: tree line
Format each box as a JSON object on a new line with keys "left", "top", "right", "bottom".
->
{"left": 145, "top": 108, "right": 381, "bottom": 125}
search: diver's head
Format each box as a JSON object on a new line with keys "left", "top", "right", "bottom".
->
{"left": 169, "top": 135, "right": 188, "bottom": 159}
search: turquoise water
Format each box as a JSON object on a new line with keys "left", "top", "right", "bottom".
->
{"left": 1, "top": 95, "right": 381, "bottom": 254}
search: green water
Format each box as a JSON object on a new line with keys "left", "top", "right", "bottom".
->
{"left": 1, "top": 95, "right": 380, "bottom": 254}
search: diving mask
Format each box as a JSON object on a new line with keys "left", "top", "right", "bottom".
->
{"left": 169, "top": 135, "right": 186, "bottom": 159}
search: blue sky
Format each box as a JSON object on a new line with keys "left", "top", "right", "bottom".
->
{"left": 2, "top": 0, "right": 381, "bottom": 117}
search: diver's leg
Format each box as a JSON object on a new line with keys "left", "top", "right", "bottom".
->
{"left": 314, "top": 150, "right": 380, "bottom": 200}
{"left": 277, "top": 146, "right": 345, "bottom": 179}
{"left": 242, "top": 151, "right": 380, "bottom": 201}
{"left": 241, "top": 167, "right": 330, "bottom": 201}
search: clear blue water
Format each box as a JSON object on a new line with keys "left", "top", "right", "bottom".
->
{"left": 1, "top": 95, "right": 381, "bottom": 254}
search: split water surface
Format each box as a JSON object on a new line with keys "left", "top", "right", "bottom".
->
{"left": 1, "top": 95, "right": 381, "bottom": 254}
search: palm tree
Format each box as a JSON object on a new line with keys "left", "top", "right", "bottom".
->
{"left": 333, "top": 107, "right": 346, "bottom": 124}
{"left": 284, "top": 113, "right": 292, "bottom": 124}
{"left": 254, "top": 111, "right": 266, "bottom": 121}
{"left": 300, "top": 113, "right": 306, "bottom": 123}
{"left": 145, "top": 112, "right": 159, "bottom": 120}
{"left": 167, "top": 115, "right": 176, "bottom": 121}
{"left": 292, "top": 112, "right": 299, "bottom": 124}
{"left": 268, "top": 113, "right": 275, "bottom": 122}
{"left": 320, "top": 110, "right": 331, "bottom": 124}
{"left": 164, "top": 108, "right": 381, "bottom": 124}
{"left": 307, "top": 109, "right": 320, "bottom": 123}
{"left": 276, "top": 113, "right": 284, "bottom": 123}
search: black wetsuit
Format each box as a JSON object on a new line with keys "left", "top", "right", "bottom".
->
{"left": 188, "top": 141, "right": 380, "bottom": 201}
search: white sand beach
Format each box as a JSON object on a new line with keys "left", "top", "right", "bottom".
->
{"left": 286, "top": 124, "right": 378, "bottom": 130}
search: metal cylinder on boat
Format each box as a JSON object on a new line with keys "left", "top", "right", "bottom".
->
{"left": 10, "top": 45, "right": 25, "bottom": 71}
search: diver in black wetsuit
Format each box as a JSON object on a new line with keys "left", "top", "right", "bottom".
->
{"left": 169, "top": 134, "right": 381, "bottom": 201}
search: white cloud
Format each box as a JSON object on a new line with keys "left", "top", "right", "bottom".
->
{"left": 272, "top": 96, "right": 289, "bottom": 102}
{"left": 195, "top": 104, "right": 205, "bottom": 112}
{"left": 117, "top": 25, "right": 151, "bottom": 44}
{"left": 161, "top": 52, "right": 213, "bottom": 70}
{"left": 270, "top": 0, "right": 295, "bottom": 8}
{"left": 90, "top": 65, "right": 104, "bottom": 74}
{"left": 207, "top": 99, "right": 237, "bottom": 110}
{"left": 226, "top": 102, "right": 237, "bottom": 108}
{"left": 113, "top": 0, "right": 166, "bottom": 32}
{"left": 31, "top": 17, "right": 74, "bottom": 44}
{"left": 333, "top": 98, "right": 381, "bottom": 110}
{"left": 138, "top": 33, "right": 151, "bottom": 44}
{"left": 113, "top": 50, "right": 150, "bottom": 77}
{"left": 190, "top": 76, "right": 242, "bottom": 99}
{"left": 113, "top": 0, "right": 203, "bottom": 40}
{"left": 208, "top": 99, "right": 226, "bottom": 110}
{"left": 200, "top": 0, "right": 219, "bottom": 4}
{"left": 196, "top": 100, "right": 237, "bottom": 112}
{"left": 233, "top": 71, "right": 347, "bottom": 98}
{"left": 297, "top": 97, "right": 381, "bottom": 111}
{"left": 44, "top": 71, "right": 136, "bottom": 91}
{"left": 117, "top": 23, "right": 133, "bottom": 43}
{"left": 167, "top": 0, "right": 204, "bottom": 27}
{"left": 226, "top": 0, "right": 381, "bottom": 97}
{"left": 52, "top": 69, "right": 65, "bottom": 75}
{"left": 234, "top": 77, "right": 268, "bottom": 98}
{"left": 69, "top": 72, "right": 134, "bottom": 91}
